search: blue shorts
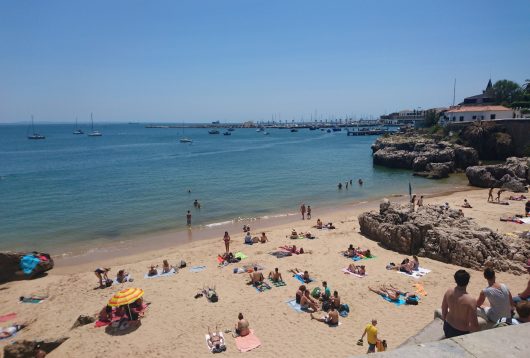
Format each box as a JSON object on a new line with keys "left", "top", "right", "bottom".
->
{"left": 367, "top": 343, "right": 376, "bottom": 353}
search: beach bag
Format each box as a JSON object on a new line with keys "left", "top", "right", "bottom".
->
{"left": 311, "top": 287, "right": 321, "bottom": 299}
{"left": 179, "top": 260, "right": 186, "bottom": 268}
{"left": 208, "top": 291, "right": 218, "bottom": 303}
{"left": 339, "top": 304, "right": 349, "bottom": 313}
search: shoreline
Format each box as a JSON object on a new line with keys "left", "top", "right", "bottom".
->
{"left": 53, "top": 181, "right": 477, "bottom": 273}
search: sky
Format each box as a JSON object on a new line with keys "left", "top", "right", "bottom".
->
{"left": 0, "top": 0, "right": 529, "bottom": 123}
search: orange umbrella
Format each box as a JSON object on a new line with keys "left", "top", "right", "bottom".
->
{"left": 108, "top": 288, "right": 144, "bottom": 307}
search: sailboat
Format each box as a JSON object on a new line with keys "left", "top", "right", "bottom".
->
{"left": 73, "top": 117, "right": 84, "bottom": 134}
{"left": 87, "top": 113, "right": 102, "bottom": 136}
{"left": 179, "top": 124, "right": 193, "bottom": 143}
{"left": 27, "top": 116, "right": 46, "bottom": 140}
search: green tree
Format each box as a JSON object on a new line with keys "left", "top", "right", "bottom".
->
{"left": 493, "top": 79, "right": 522, "bottom": 104}
{"left": 424, "top": 109, "right": 439, "bottom": 127}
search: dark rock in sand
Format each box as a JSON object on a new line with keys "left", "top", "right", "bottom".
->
{"left": 71, "top": 315, "right": 96, "bottom": 329}
{"left": 358, "top": 200, "right": 530, "bottom": 274}
{"left": 465, "top": 157, "right": 529, "bottom": 192}
{"left": 0, "top": 252, "right": 54, "bottom": 283}
{"left": 4, "top": 337, "right": 69, "bottom": 358}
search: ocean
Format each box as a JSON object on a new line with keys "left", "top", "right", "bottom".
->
{"left": 0, "top": 123, "right": 465, "bottom": 255}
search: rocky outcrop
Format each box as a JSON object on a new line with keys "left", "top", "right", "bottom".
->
{"left": 0, "top": 252, "right": 54, "bottom": 283}
{"left": 71, "top": 315, "right": 95, "bottom": 329}
{"left": 358, "top": 200, "right": 529, "bottom": 274}
{"left": 4, "top": 337, "right": 68, "bottom": 358}
{"left": 372, "top": 134, "right": 479, "bottom": 178}
{"left": 465, "top": 157, "right": 529, "bottom": 192}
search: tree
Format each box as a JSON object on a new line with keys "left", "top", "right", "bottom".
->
{"left": 424, "top": 109, "right": 439, "bottom": 127}
{"left": 493, "top": 80, "right": 522, "bottom": 104}
{"left": 523, "top": 79, "right": 530, "bottom": 93}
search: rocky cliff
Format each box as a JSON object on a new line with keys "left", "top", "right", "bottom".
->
{"left": 372, "top": 134, "right": 479, "bottom": 179}
{"left": 358, "top": 200, "right": 529, "bottom": 274}
{"left": 465, "top": 157, "right": 529, "bottom": 192}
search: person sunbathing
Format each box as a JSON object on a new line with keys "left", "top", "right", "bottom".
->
{"left": 235, "top": 313, "right": 250, "bottom": 337}
{"left": 316, "top": 219, "right": 323, "bottom": 229}
{"left": 301, "top": 290, "right": 319, "bottom": 312}
{"left": 147, "top": 265, "right": 158, "bottom": 276}
{"left": 162, "top": 260, "right": 174, "bottom": 274}
{"left": 207, "top": 325, "right": 226, "bottom": 353}
{"left": 369, "top": 286, "right": 400, "bottom": 301}
{"left": 509, "top": 195, "right": 527, "bottom": 201}
{"left": 303, "top": 231, "right": 314, "bottom": 239}
{"left": 347, "top": 264, "right": 366, "bottom": 276}
{"left": 344, "top": 244, "right": 356, "bottom": 257}
{"left": 399, "top": 259, "right": 413, "bottom": 274}
{"left": 249, "top": 267, "right": 264, "bottom": 285}
{"left": 19, "top": 294, "right": 47, "bottom": 303}
{"left": 290, "top": 268, "right": 311, "bottom": 283}
{"left": 290, "top": 229, "right": 298, "bottom": 239}
{"left": 268, "top": 268, "right": 283, "bottom": 282}
{"left": 244, "top": 232, "right": 253, "bottom": 244}
{"left": 99, "top": 305, "right": 113, "bottom": 322}
{"left": 310, "top": 306, "right": 339, "bottom": 326}
{"left": 116, "top": 269, "right": 129, "bottom": 283}
{"left": 325, "top": 222, "right": 335, "bottom": 229}
{"left": 411, "top": 255, "right": 420, "bottom": 271}
{"left": 462, "top": 199, "right": 472, "bottom": 208}
{"left": 260, "top": 232, "right": 268, "bottom": 243}
{"left": 0, "top": 323, "right": 26, "bottom": 339}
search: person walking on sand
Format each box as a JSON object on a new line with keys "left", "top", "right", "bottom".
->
{"left": 488, "top": 187, "right": 494, "bottom": 202}
{"left": 300, "top": 203, "right": 306, "bottom": 220}
{"left": 223, "top": 231, "right": 230, "bottom": 254}
{"left": 307, "top": 205, "right": 312, "bottom": 220}
{"left": 186, "top": 210, "right": 192, "bottom": 227}
{"left": 359, "top": 319, "right": 378, "bottom": 354}
{"left": 441, "top": 269, "right": 479, "bottom": 338}
{"left": 496, "top": 189, "right": 505, "bottom": 202}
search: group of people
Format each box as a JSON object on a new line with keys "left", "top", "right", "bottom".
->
{"left": 244, "top": 231, "right": 269, "bottom": 245}
{"left": 147, "top": 259, "right": 176, "bottom": 276}
{"left": 315, "top": 219, "right": 335, "bottom": 229}
{"left": 410, "top": 194, "right": 424, "bottom": 211}
{"left": 338, "top": 179, "right": 363, "bottom": 190}
{"left": 289, "top": 229, "right": 314, "bottom": 239}
{"left": 442, "top": 263, "right": 530, "bottom": 339}
{"left": 343, "top": 244, "right": 371, "bottom": 259}
{"left": 299, "top": 203, "right": 312, "bottom": 220}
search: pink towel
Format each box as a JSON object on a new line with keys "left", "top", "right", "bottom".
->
{"left": 235, "top": 329, "right": 261, "bottom": 352}
{"left": 0, "top": 312, "right": 16, "bottom": 323}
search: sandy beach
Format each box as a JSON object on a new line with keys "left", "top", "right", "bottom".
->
{"left": 1, "top": 187, "right": 529, "bottom": 357}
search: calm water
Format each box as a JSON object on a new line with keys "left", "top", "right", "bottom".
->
{"left": 0, "top": 124, "right": 462, "bottom": 254}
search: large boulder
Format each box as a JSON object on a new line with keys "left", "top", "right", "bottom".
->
{"left": 465, "top": 157, "right": 529, "bottom": 191}
{"left": 4, "top": 337, "right": 68, "bottom": 358}
{"left": 0, "top": 252, "right": 54, "bottom": 283}
{"left": 358, "top": 201, "right": 529, "bottom": 274}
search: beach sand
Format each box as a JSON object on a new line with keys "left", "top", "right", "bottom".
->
{"left": 1, "top": 188, "right": 528, "bottom": 357}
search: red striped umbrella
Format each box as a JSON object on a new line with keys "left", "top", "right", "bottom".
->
{"left": 108, "top": 288, "right": 144, "bottom": 307}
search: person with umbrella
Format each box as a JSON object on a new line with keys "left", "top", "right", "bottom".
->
{"left": 108, "top": 288, "right": 146, "bottom": 330}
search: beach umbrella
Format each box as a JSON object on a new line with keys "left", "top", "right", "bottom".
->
{"left": 108, "top": 288, "right": 144, "bottom": 307}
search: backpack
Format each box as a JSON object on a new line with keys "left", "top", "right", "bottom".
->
{"left": 311, "top": 287, "right": 321, "bottom": 299}
{"left": 339, "top": 304, "right": 349, "bottom": 313}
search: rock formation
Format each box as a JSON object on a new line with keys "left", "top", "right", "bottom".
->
{"left": 465, "top": 157, "right": 529, "bottom": 192}
{"left": 358, "top": 200, "right": 529, "bottom": 274}
{"left": 0, "top": 252, "right": 54, "bottom": 283}
{"left": 71, "top": 315, "right": 96, "bottom": 329}
{"left": 4, "top": 337, "right": 68, "bottom": 358}
{"left": 372, "top": 134, "right": 479, "bottom": 179}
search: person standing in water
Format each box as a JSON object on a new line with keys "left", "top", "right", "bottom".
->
{"left": 358, "top": 178, "right": 363, "bottom": 186}
{"left": 338, "top": 183, "right": 343, "bottom": 190}
{"left": 186, "top": 210, "right": 192, "bottom": 227}
{"left": 307, "top": 205, "right": 312, "bottom": 220}
{"left": 300, "top": 203, "right": 306, "bottom": 220}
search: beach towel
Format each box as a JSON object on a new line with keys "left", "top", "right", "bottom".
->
{"left": 269, "top": 278, "right": 286, "bottom": 287}
{"left": 413, "top": 283, "right": 428, "bottom": 296}
{"left": 113, "top": 275, "right": 132, "bottom": 285}
{"left": 286, "top": 299, "right": 305, "bottom": 313}
{"left": 0, "top": 326, "right": 18, "bottom": 341}
{"left": 500, "top": 216, "right": 524, "bottom": 224}
{"left": 234, "top": 252, "right": 247, "bottom": 260}
{"left": 293, "top": 273, "right": 313, "bottom": 283}
{"left": 19, "top": 298, "right": 45, "bottom": 304}
{"left": 341, "top": 268, "right": 367, "bottom": 278}
{"left": 270, "top": 251, "right": 292, "bottom": 258}
{"left": 95, "top": 304, "right": 148, "bottom": 327}
{"left": 189, "top": 265, "right": 207, "bottom": 273}
{"left": 205, "top": 332, "right": 225, "bottom": 353}
{"left": 234, "top": 329, "right": 261, "bottom": 352}
{"left": 521, "top": 217, "right": 530, "bottom": 224}
{"left": 351, "top": 255, "right": 375, "bottom": 261}
{"left": 380, "top": 294, "right": 419, "bottom": 306}
{"left": 0, "top": 313, "right": 16, "bottom": 323}
{"left": 397, "top": 267, "right": 431, "bottom": 279}
{"left": 20, "top": 254, "right": 40, "bottom": 275}
{"left": 253, "top": 281, "right": 272, "bottom": 293}
{"left": 490, "top": 201, "right": 509, "bottom": 205}
{"left": 144, "top": 268, "right": 176, "bottom": 279}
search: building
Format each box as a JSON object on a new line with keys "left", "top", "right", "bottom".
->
{"left": 380, "top": 109, "right": 426, "bottom": 127}
{"left": 441, "top": 105, "right": 514, "bottom": 123}
{"left": 460, "top": 79, "right": 495, "bottom": 106}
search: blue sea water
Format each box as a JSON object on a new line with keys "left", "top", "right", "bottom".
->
{"left": 0, "top": 124, "right": 462, "bottom": 254}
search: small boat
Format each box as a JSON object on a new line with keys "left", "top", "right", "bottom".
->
{"left": 227, "top": 128, "right": 235, "bottom": 132}
{"left": 27, "top": 116, "right": 46, "bottom": 140}
{"left": 73, "top": 117, "right": 84, "bottom": 135}
{"left": 326, "top": 129, "right": 331, "bottom": 133}
{"left": 256, "top": 127, "right": 264, "bottom": 132}
{"left": 263, "top": 131, "right": 270, "bottom": 135}
{"left": 332, "top": 127, "right": 342, "bottom": 132}
{"left": 223, "top": 131, "right": 231, "bottom": 136}
{"left": 208, "top": 129, "right": 220, "bottom": 134}
{"left": 290, "top": 128, "right": 298, "bottom": 132}
{"left": 179, "top": 124, "right": 192, "bottom": 143}
{"left": 87, "top": 113, "right": 102, "bottom": 137}
{"left": 309, "top": 126, "right": 318, "bottom": 131}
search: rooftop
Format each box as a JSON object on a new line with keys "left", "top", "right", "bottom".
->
{"left": 446, "top": 105, "right": 511, "bottom": 113}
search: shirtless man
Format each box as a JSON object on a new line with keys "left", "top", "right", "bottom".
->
{"left": 301, "top": 290, "right": 319, "bottom": 312}
{"left": 331, "top": 290, "right": 341, "bottom": 309}
{"left": 441, "top": 269, "right": 479, "bottom": 338}
{"left": 259, "top": 232, "right": 268, "bottom": 243}
{"left": 235, "top": 313, "right": 250, "bottom": 337}
{"left": 310, "top": 305, "right": 339, "bottom": 326}
{"left": 300, "top": 203, "right": 306, "bottom": 220}
{"left": 496, "top": 189, "right": 505, "bottom": 202}
{"left": 207, "top": 325, "right": 226, "bottom": 352}
{"left": 268, "top": 267, "right": 283, "bottom": 282}
{"left": 488, "top": 187, "right": 494, "bottom": 202}
{"left": 249, "top": 267, "right": 264, "bottom": 285}
{"left": 316, "top": 219, "right": 323, "bottom": 229}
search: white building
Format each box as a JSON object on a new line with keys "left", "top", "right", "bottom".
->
{"left": 442, "top": 105, "right": 515, "bottom": 124}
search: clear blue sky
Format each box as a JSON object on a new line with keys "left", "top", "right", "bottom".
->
{"left": 1, "top": 0, "right": 529, "bottom": 123}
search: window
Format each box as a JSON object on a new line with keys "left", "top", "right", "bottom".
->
{"left": 472, "top": 115, "right": 477, "bottom": 120}
{"left": 452, "top": 116, "right": 456, "bottom": 121}
{"left": 490, "top": 114, "right": 496, "bottom": 120}
{"left": 459, "top": 116, "right": 464, "bottom": 121}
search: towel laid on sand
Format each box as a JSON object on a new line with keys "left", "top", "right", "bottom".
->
{"left": 234, "top": 330, "right": 261, "bottom": 352}
{"left": 293, "top": 273, "right": 313, "bottom": 283}
{"left": 380, "top": 294, "right": 419, "bottom": 306}
{"left": 234, "top": 252, "right": 247, "bottom": 260}
{"left": 113, "top": 275, "right": 133, "bottom": 285}
{"left": 189, "top": 265, "right": 207, "bottom": 273}
{"left": 269, "top": 278, "right": 286, "bottom": 287}
{"left": 144, "top": 268, "right": 176, "bottom": 279}
{"left": 341, "top": 268, "right": 367, "bottom": 278}
{"left": 397, "top": 267, "right": 431, "bottom": 279}
{"left": 0, "top": 313, "right": 16, "bottom": 323}
{"left": 205, "top": 332, "right": 225, "bottom": 352}
{"left": 253, "top": 281, "right": 272, "bottom": 293}
{"left": 351, "top": 255, "right": 375, "bottom": 261}
{"left": 286, "top": 299, "right": 305, "bottom": 313}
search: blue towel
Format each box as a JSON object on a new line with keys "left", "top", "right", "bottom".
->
{"left": 20, "top": 255, "right": 40, "bottom": 275}
{"left": 144, "top": 268, "right": 176, "bottom": 279}
{"left": 286, "top": 299, "right": 304, "bottom": 313}
{"left": 381, "top": 294, "right": 405, "bottom": 306}
{"left": 189, "top": 265, "right": 207, "bottom": 273}
{"left": 293, "top": 274, "right": 313, "bottom": 283}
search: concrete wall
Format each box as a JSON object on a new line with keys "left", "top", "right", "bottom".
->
{"left": 444, "top": 110, "right": 513, "bottom": 123}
